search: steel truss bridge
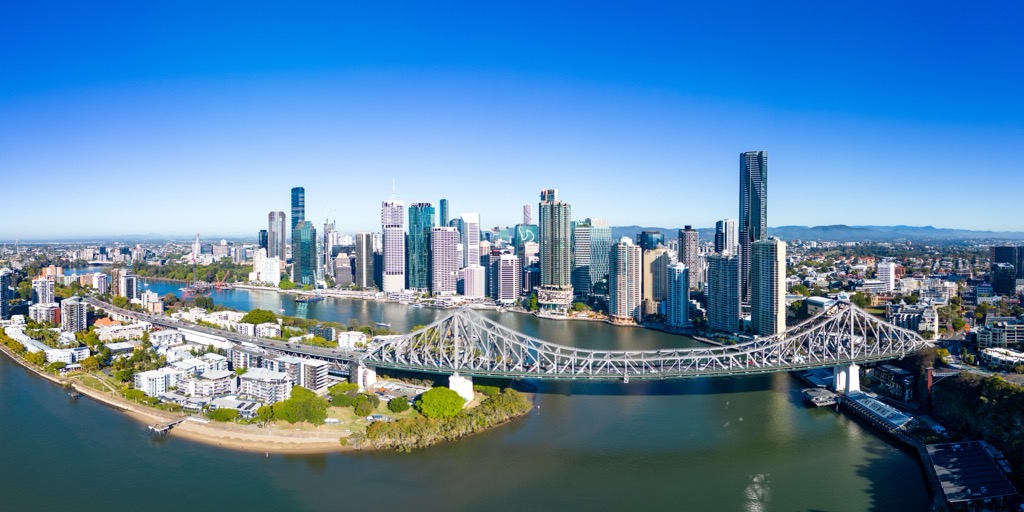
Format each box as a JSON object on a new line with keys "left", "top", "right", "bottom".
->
{"left": 363, "top": 301, "right": 929, "bottom": 381}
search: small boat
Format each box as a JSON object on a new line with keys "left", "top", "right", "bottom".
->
{"left": 411, "top": 303, "right": 424, "bottom": 309}
{"left": 375, "top": 309, "right": 390, "bottom": 328}
{"left": 295, "top": 295, "right": 324, "bottom": 303}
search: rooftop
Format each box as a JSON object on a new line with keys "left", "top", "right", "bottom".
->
{"left": 927, "top": 441, "right": 1019, "bottom": 504}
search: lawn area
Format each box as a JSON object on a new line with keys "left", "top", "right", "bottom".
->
{"left": 266, "top": 401, "right": 422, "bottom": 434}
{"left": 865, "top": 307, "right": 885, "bottom": 316}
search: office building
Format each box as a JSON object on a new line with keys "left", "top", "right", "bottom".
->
{"left": 322, "top": 221, "right": 337, "bottom": 280}
{"left": 715, "top": 219, "right": 738, "bottom": 255}
{"left": 258, "top": 230, "right": 268, "bottom": 253}
{"left": 60, "top": 296, "right": 88, "bottom": 333}
{"left": 523, "top": 204, "right": 532, "bottom": 225}
{"left": 407, "top": 203, "right": 435, "bottom": 291}
{"left": 609, "top": 237, "right": 642, "bottom": 324}
{"left": 431, "top": 227, "right": 460, "bottom": 295}
{"left": 32, "top": 277, "right": 54, "bottom": 304}
{"left": 991, "top": 263, "right": 1017, "bottom": 296}
{"left": 293, "top": 221, "right": 317, "bottom": 286}
{"left": 992, "top": 246, "right": 1016, "bottom": 266}
{"left": 750, "top": 238, "right": 786, "bottom": 336}
{"left": 679, "top": 225, "right": 701, "bottom": 290}
{"left": 740, "top": 150, "right": 768, "bottom": 301}
{"left": 707, "top": 254, "right": 741, "bottom": 333}
{"left": 290, "top": 187, "right": 305, "bottom": 231}
{"left": 637, "top": 231, "right": 664, "bottom": 251}
{"left": 461, "top": 265, "right": 486, "bottom": 299}
{"left": 571, "top": 220, "right": 592, "bottom": 297}
{"left": 496, "top": 254, "right": 522, "bottom": 305}
{"left": 334, "top": 253, "right": 353, "bottom": 287}
{"left": 268, "top": 211, "right": 287, "bottom": 260}
{"left": 0, "top": 269, "right": 12, "bottom": 320}
{"left": 588, "top": 218, "right": 612, "bottom": 294}
{"left": 381, "top": 200, "right": 406, "bottom": 293}
{"left": 538, "top": 189, "right": 573, "bottom": 314}
{"left": 877, "top": 261, "right": 897, "bottom": 293}
{"left": 666, "top": 263, "right": 690, "bottom": 328}
{"left": 461, "top": 213, "right": 481, "bottom": 269}
{"left": 642, "top": 245, "right": 669, "bottom": 316}
{"left": 354, "top": 232, "right": 375, "bottom": 289}
{"left": 439, "top": 198, "right": 449, "bottom": 227}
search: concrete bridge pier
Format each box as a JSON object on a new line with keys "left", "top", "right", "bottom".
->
{"left": 833, "top": 363, "right": 861, "bottom": 395}
{"left": 352, "top": 363, "right": 377, "bottom": 392}
{"left": 448, "top": 372, "right": 474, "bottom": 403}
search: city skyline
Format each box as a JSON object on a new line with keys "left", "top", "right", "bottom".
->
{"left": 3, "top": 4, "right": 1024, "bottom": 239}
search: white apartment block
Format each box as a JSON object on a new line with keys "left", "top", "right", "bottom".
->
{"left": 238, "top": 368, "right": 292, "bottom": 404}
{"left": 134, "top": 368, "right": 184, "bottom": 397}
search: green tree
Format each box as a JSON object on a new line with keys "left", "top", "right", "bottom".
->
{"left": 112, "top": 296, "right": 130, "bottom": 309}
{"left": 16, "top": 279, "right": 32, "bottom": 300}
{"left": 279, "top": 279, "right": 297, "bottom": 290}
{"left": 240, "top": 309, "right": 277, "bottom": 325}
{"left": 208, "top": 408, "right": 240, "bottom": 422}
{"left": 354, "top": 399, "right": 374, "bottom": 417}
{"left": 850, "top": 292, "right": 871, "bottom": 309}
{"left": 24, "top": 351, "right": 46, "bottom": 366}
{"left": 387, "top": 396, "right": 410, "bottom": 413}
{"left": 124, "top": 389, "right": 146, "bottom": 401}
{"left": 80, "top": 356, "right": 101, "bottom": 372}
{"left": 790, "top": 284, "right": 810, "bottom": 297}
{"left": 527, "top": 294, "right": 538, "bottom": 311}
{"left": 416, "top": 387, "right": 465, "bottom": 419}
{"left": 194, "top": 296, "right": 214, "bottom": 310}
{"left": 255, "top": 405, "right": 274, "bottom": 427}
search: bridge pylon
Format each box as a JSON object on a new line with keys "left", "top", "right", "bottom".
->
{"left": 833, "top": 363, "right": 861, "bottom": 395}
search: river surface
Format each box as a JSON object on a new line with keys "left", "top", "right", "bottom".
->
{"left": 0, "top": 280, "right": 930, "bottom": 511}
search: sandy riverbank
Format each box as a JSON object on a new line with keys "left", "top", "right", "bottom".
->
{"left": 0, "top": 344, "right": 353, "bottom": 455}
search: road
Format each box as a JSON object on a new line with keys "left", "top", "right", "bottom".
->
{"left": 84, "top": 296, "right": 366, "bottom": 365}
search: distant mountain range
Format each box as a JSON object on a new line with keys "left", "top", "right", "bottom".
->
{"left": 610, "top": 225, "right": 1024, "bottom": 243}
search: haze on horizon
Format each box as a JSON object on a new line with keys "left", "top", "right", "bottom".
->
{"left": 2, "top": 2, "right": 1022, "bottom": 239}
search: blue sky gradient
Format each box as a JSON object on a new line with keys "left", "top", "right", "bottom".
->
{"left": 2, "top": 2, "right": 1022, "bottom": 239}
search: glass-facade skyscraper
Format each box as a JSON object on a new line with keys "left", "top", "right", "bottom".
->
{"left": 571, "top": 220, "right": 592, "bottom": 298}
{"left": 291, "top": 187, "right": 305, "bottom": 231}
{"left": 294, "top": 221, "right": 317, "bottom": 286}
{"left": 739, "top": 151, "right": 767, "bottom": 301}
{"left": 439, "top": 199, "right": 449, "bottom": 227}
{"left": 407, "top": 203, "right": 435, "bottom": 291}
{"left": 588, "top": 218, "right": 612, "bottom": 296}
{"left": 267, "top": 211, "right": 286, "bottom": 260}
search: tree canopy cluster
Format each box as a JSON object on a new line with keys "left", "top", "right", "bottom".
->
{"left": 240, "top": 309, "right": 277, "bottom": 325}
{"left": 415, "top": 387, "right": 465, "bottom": 419}
{"left": 352, "top": 389, "right": 531, "bottom": 452}
{"left": 271, "top": 386, "right": 329, "bottom": 426}
{"left": 934, "top": 373, "right": 1024, "bottom": 489}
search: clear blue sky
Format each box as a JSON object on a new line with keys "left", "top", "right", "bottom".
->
{"left": 2, "top": 2, "right": 1022, "bottom": 239}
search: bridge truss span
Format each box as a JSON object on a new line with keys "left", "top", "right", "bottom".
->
{"left": 363, "top": 301, "right": 929, "bottom": 381}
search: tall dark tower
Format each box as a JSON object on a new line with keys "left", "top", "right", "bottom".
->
{"left": 739, "top": 150, "right": 767, "bottom": 301}
{"left": 439, "top": 198, "right": 449, "bottom": 227}
{"left": 290, "top": 187, "right": 306, "bottom": 281}
{"left": 291, "top": 187, "right": 305, "bottom": 231}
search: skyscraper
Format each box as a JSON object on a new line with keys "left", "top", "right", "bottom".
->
{"left": 523, "top": 204, "right": 532, "bottom": 225}
{"left": 461, "top": 213, "right": 480, "bottom": 269}
{"left": 354, "top": 232, "right": 375, "bottom": 289}
{"left": 571, "top": 220, "right": 592, "bottom": 298}
{"left": 715, "top": 219, "right": 738, "bottom": 255}
{"left": 293, "top": 221, "right": 317, "bottom": 286}
{"left": 431, "top": 227, "right": 460, "bottom": 295}
{"left": 750, "top": 237, "right": 786, "bottom": 336}
{"left": 290, "top": 187, "right": 305, "bottom": 231}
{"left": 268, "top": 211, "right": 286, "bottom": 260}
{"left": 877, "top": 261, "right": 897, "bottom": 293}
{"left": 407, "top": 203, "right": 435, "bottom": 291}
{"left": 439, "top": 199, "right": 449, "bottom": 227}
{"left": 61, "top": 296, "right": 88, "bottom": 333}
{"left": 258, "top": 230, "right": 268, "bottom": 253}
{"left": 538, "top": 189, "right": 573, "bottom": 314}
{"left": 641, "top": 245, "right": 669, "bottom": 316}
{"left": 707, "top": 254, "right": 740, "bottom": 333}
{"left": 381, "top": 200, "right": 406, "bottom": 293}
{"left": 322, "top": 221, "right": 338, "bottom": 279}
{"left": 679, "top": 226, "right": 700, "bottom": 290}
{"left": 637, "top": 231, "right": 664, "bottom": 251}
{"left": 740, "top": 150, "right": 768, "bottom": 301}
{"left": 588, "top": 218, "right": 612, "bottom": 295}
{"left": 609, "top": 237, "right": 642, "bottom": 324}
{"left": 0, "top": 269, "right": 12, "bottom": 320}
{"left": 32, "top": 277, "right": 54, "bottom": 304}
{"left": 666, "top": 263, "right": 690, "bottom": 328}
{"left": 496, "top": 254, "right": 522, "bottom": 305}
